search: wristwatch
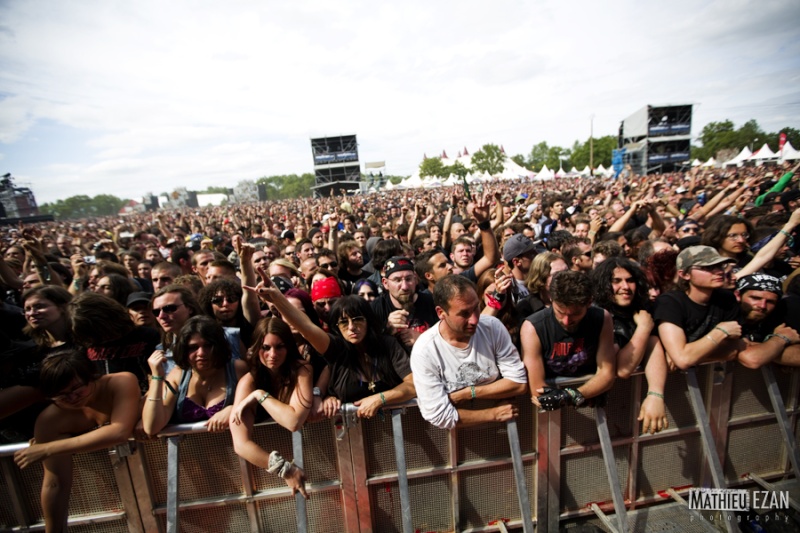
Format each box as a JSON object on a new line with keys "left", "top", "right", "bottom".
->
{"left": 313, "top": 387, "right": 321, "bottom": 397}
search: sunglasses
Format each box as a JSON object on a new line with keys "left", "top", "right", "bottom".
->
{"left": 337, "top": 316, "right": 367, "bottom": 329}
{"left": 153, "top": 303, "right": 184, "bottom": 316}
{"left": 319, "top": 261, "right": 338, "bottom": 269}
{"left": 211, "top": 296, "right": 236, "bottom": 305}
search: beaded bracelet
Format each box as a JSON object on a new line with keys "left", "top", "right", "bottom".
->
{"left": 766, "top": 333, "right": 793, "bottom": 346}
{"left": 470, "top": 385, "right": 477, "bottom": 400}
{"left": 647, "top": 391, "right": 665, "bottom": 400}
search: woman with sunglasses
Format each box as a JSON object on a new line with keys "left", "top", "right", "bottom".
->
{"left": 248, "top": 269, "right": 415, "bottom": 420}
{"left": 229, "top": 317, "right": 313, "bottom": 498}
{"left": 151, "top": 285, "right": 203, "bottom": 373}
{"left": 13, "top": 349, "right": 140, "bottom": 533}
{"left": 199, "top": 278, "right": 252, "bottom": 358}
{"left": 142, "top": 316, "right": 247, "bottom": 436}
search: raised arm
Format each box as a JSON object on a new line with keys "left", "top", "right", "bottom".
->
{"left": 236, "top": 240, "right": 262, "bottom": 326}
{"left": 736, "top": 208, "right": 800, "bottom": 278}
{"left": 470, "top": 192, "right": 500, "bottom": 279}
{"left": 248, "top": 267, "right": 330, "bottom": 355}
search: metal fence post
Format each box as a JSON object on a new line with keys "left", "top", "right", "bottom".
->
{"left": 391, "top": 409, "right": 413, "bottom": 533}
{"left": 166, "top": 435, "right": 183, "bottom": 533}
{"left": 292, "top": 430, "right": 308, "bottom": 533}
{"left": 506, "top": 418, "right": 534, "bottom": 533}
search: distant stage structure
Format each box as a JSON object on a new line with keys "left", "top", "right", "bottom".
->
{"left": 619, "top": 104, "right": 693, "bottom": 175}
{"left": 310, "top": 134, "right": 361, "bottom": 197}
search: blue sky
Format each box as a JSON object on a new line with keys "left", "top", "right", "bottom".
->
{"left": 1, "top": 0, "right": 798, "bottom": 204}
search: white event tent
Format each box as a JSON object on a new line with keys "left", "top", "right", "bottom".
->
{"left": 748, "top": 143, "right": 778, "bottom": 163}
{"left": 723, "top": 147, "right": 753, "bottom": 166}
{"left": 780, "top": 141, "right": 800, "bottom": 162}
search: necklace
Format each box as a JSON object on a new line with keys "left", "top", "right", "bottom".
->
{"left": 360, "top": 356, "right": 378, "bottom": 391}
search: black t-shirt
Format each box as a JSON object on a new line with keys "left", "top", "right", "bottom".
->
{"left": 371, "top": 291, "right": 439, "bottom": 349}
{"left": 653, "top": 290, "right": 740, "bottom": 342}
{"left": 339, "top": 269, "right": 370, "bottom": 285}
{"left": 86, "top": 326, "right": 160, "bottom": 393}
{"left": 321, "top": 334, "right": 411, "bottom": 403}
{"left": 526, "top": 306, "right": 604, "bottom": 379}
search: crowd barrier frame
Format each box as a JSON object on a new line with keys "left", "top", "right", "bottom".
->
{"left": 1, "top": 361, "right": 799, "bottom": 532}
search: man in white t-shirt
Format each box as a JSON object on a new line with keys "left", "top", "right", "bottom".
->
{"left": 410, "top": 275, "right": 528, "bottom": 429}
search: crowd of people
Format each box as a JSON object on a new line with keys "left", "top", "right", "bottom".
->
{"left": 2, "top": 160, "right": 800, "bottom": 531}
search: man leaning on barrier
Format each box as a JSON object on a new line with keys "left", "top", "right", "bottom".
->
{"left": 521, "top": 270, "right": 616, "bottom": 411}
{"left": 410, "top": 274, "right": 528, "bottom": 429}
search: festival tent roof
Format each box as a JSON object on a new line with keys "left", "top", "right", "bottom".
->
{"left": 723, "top": 146, "right": 752, "bottom": 166}
{"left": 749, "top": 144, "right": 777, "bottom": 161}
{"left": 534, "top": 164, "right": 554, "bottom": 180}
{"left": 384, "top": 179, "right": 395, "bottom": 190}
{"left": 702, "top": 157, "right": 717, "bottom": 167}
{"left": 691, "top": 158, "right": 703, "bottom": 167}
{"left": 780, "top": 141, "right": 800, "bottom": 161}
{"left": 555, "top": 167, "right": 566, "bottom": 178}
{"left": 580, "top": 166, "right": 591, "bottom": 176}
{"left": 423, "top": 178, "right": 442, "bottom": 188}
{"left": 596, "top": 164, "right": 607, "bottom": 174}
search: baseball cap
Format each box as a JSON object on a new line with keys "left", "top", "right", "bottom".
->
{"left": 383, "top": 256, "right": 414, "bottom": 278}
{"left": 280, "top": 230, "right": 295, "bottom": 241}
{"left": 503, "top": 234, "right": 537, "bottom": 263}
{"left": 126, "top": 292, "right": 152, "bottom": 307}
{"left": 676, "top": 245, "right": 736, "bottom": 272}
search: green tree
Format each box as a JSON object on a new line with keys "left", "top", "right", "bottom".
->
{"left": 568, "top": 136, "right": 616, "bottom": 169}
{"left": 470, "top": 144, "right": 506, "bottom": 175}
{"left": 40, "top": 194, "right": 128, "bottom": 219}
{"left": 255, "top": 173, "right": 316, "bottom": 200}
{"left": 695, "top": 120, "right": 737, "bottom": 160}
{"left": 419, "top": 157, "right": 448, "bottom": 179}
{"left": 510, "top": 154, "right": 530, "bottom": 170}
{"left": 448, "top": 160, "right": 469, "bottom": 179}
{"left": 203, "top": 186, "right": 230, "bottom": 194}
{"left": 528, "top": 141, "right": 550, "bottom": 171}
{"left": 735, "top": 119, "right": 766, "bottom": 152}
{"left": 780, "top": 127, "right": 800, "bottom": 150}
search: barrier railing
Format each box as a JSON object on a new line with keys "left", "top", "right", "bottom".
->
{"left": 1, "top": 362, "right": 798, "bottom": 532}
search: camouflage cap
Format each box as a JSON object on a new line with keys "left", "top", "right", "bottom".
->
{"left": 676, "top": 245, "right": 736, "bottom": 272}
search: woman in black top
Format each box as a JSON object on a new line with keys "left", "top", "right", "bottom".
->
{"left": 248, "top": 270, "right": 415, "bottom": 420}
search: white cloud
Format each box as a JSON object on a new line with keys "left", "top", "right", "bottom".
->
{"left": 0, "top": 0, "right": 798, "bottom": 204}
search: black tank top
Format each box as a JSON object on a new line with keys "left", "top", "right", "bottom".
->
{"left": 526, "top": 306, "right": 604, "bottom": 379}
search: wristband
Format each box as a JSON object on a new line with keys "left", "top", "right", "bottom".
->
{"left": 780, "top": 229, "right": 792, "bottom": 239}
{"left": 647, "top": 391, "right": 665, "bottom": 400}
{"left": 478, "top": 220, "right": 491, "bottom": 231}
{"left": 766, "top": 333, "right": 793, "bottom": 346}
{"left": 258, "top": 392, "right": 270, "bottom": 404}
{"left": 150, "top": 375, "right": 164, "bottom": 380}
{"left": 706, "top": 334, "right": 719, "bottom": 346}
{"left": 379, "top": 392, "right": 386, "bottom": 406}
{"left": 714, "top": 326, "right": 730, "bottom": 337}
{"left": 470, "top": 385, "right": 476, "bottom": 400}
{"left": 147, "top": 397, "right": 163, "bottom": 402}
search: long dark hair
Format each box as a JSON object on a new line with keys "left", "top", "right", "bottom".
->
{"left": 247, "top": 317, "right": 310, "bottom": 406}
{"left": 591, "top": 257, "right": 649, "bottom": 312}
{"left": 326, "top": 295, "right": 397, "bottom": 388}
{"left": 172, "top": 316, "right": 231, "bottom": 371}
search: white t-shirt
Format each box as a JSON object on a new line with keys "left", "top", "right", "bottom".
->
{"left": 410, "top": 315, "right": 527, "bottom": 429}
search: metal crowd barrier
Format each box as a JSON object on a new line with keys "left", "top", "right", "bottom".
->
{"left": 1, "top": 362, "right": 799, "bottom": 532}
